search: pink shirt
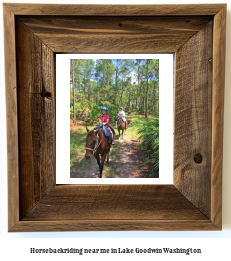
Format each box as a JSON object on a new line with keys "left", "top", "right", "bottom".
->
{"left": 100, "top": 114, "right": 110, "bottom": 126}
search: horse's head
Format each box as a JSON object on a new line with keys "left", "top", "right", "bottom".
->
{"left": 85, "top": 128, "right": 99, "bottom": 159}
{"left": 115, "top": 118, "right": 123, "bottom": 129}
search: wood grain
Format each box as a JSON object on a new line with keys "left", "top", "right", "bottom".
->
{"left": 3, "top": 4, "right": 19, "bottom": 231}
{"left": 18, "top": 16, "right": 213, "bottom": 53}
{"left": 4, "top": 3, "right": 225, "bottom": 16}
{"left": 11, "top": 220, "right": 219, "bottom": 232}
{"left": 16, "top": 19, "right": 56, "bottom": 218}
{"left": 22, "top": 185, "right": 207, "bottom": 221}
{"left": 211, "top": 5, "right": 226, "bottom": 228}
{"left": 14, "top": 185, "right": 218, "bottom": 231}
{"left": 18, "top": 16, "right": 213, "bottom": 34}
{"left": 174, "top": 22, "right": 213, "bottom": 218}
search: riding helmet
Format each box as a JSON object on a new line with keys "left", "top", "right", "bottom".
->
{"left": 101, "top": 106, "right": 107, "bottom": 111}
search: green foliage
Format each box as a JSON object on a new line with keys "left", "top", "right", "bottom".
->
{"left": 70, "top": 115, "right": 158, "bottom": 178}
{"left": 70, "top": 124, "right": 94, "bottom": 172}
{"left": 86, "top": 104, "right": 102, "bottom": 125}
{"left": 107, "top": 105, "right": 119, "bottom": 122}
{"left": 70, "top": 58, "right": 160, "bottom": 126}
{"left": 137, "top": 117, "right": 159, "bottom": 170}
{"left": 99, "top": 100, "right": 112, "bottom": 107}
{"left": 72, "top": 99, "right": 120, "bottom": 125}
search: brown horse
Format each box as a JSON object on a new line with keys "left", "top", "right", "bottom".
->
{"left": 115, "top": 118, "right": 126, "bottom": 140}
{"left": 85, "top": 127, "right": 110, "bottom": 178}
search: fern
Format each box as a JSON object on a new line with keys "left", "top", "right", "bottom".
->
{"left": 137, "top": 117, "right": 159, "bottom": 170}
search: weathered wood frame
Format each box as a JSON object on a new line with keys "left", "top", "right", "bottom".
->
{"left": 4, "top": 4, "right": 226, "bottom": 232}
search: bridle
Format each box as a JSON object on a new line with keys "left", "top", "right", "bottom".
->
{"left": 85, "top": 134, "right": 101, "bottom": 155}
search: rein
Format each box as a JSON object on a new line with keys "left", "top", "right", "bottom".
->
{"left": 85, "top": 135, "right": 101, "bottom": 155}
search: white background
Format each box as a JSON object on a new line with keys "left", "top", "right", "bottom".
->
{"left": 1, "top": 0, "right": 231, "bottom": 260}
{"left": 56, "top": 54, "right": 173, "bottom": 184}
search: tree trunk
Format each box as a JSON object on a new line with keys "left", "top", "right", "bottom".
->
{"left": 83, "top": 76, "right": 86, "bottom": 96}
{"left": 115, "top": 62, "right": 118, "bottom": 105}
{"left": 140, "top": 80, "right": 142, "bottom": 109}
{"left": 136, "top": 67, "right": 140, "bottom": 115}
{"left": 153, "top": 82, "right": 156, "bottom": 115}
{"left": 128, "top": 92, "right": 131, "bottom": 109}
{"left": 120, "top": 83, "right": 124, "bottom": 107}
{"left": 88, "top": 75, "right": 90, "bottom": 101}
{"left": 107, "top": 63, "right": 110, "bottom": 97}
{"left": 71, "top": 59, "right": 76, "bottom": 121}
{"left": 145, "top": 60, "right": 149, "bottom": 118}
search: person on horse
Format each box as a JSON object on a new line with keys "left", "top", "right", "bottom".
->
{"left": 118, "top": 107, "right": 127, "bottom": 129}
{"left": 95, "top": 106, "right": 115, "bottom": 145}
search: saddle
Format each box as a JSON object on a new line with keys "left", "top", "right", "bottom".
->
{"left": 108, "top": 124, "right": 115, "bottom": 134}
{"left": 94, "top": 125, "right": 113, "bottom": 145}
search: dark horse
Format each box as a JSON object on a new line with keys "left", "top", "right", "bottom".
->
{"left": 85, "top": 127, "right": 110, "bottom": 178}
{"left": 115, "top": 118, "right": 126, "bottom": 140}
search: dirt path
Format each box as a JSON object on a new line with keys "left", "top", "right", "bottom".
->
{"left": 70, "top": 138, "right": 142, "bottom": 178}
{"left": 70, "top": 116, "right": 159, "bottom": 179}
{"left": 71, "top": 133, "right": 158, "bottom": 178}
{"left": 112, "top": 138, "right": 142, "bottom": 178}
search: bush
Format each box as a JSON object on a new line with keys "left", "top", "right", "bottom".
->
{"left": 107, "top": 104, "right": 119, "bottom": 123}
{"left": 85, "top": 103, "right": 119, "bottom": 126}
{"left": 137, "top": 117, "right": 159, "bottom": 170}
{"left": 100, "top": 100, "right": 112, "bottom": 107}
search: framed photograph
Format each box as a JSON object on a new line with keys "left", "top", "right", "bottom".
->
{"left": 4, "top": 3, "right": 226, "bottom": 231}
{"left": 56, "top": 53, "right": 173, "bottom": 184}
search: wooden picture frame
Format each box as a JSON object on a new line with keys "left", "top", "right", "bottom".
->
{"left": 4, "top": 4, "right": 226, "bottom": 232}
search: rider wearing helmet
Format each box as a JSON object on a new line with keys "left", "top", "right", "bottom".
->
{"left": 118, "top": 107, "right": 127, "bottom": 129}
{"left": 97, "top": 106, "right": 115, "bottom": 145}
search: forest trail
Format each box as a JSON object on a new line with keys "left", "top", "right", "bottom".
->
{"left": 111, "top": 136, "right": 142, "bottom": 178}
{"left": 70, "top": 58, "right": 159, "bottom": 178}
{"left": 101, "top": 136, "right": 146, "bottom": 178}
{"left": 70, "top": 137, "right": 143, "bottom": 178}
{"left": 70, "top": 119, "right": 158, "bottom": 179}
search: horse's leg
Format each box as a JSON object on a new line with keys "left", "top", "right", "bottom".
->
{"left": 94, "top": 152, "right": 100, "bottom": 175}
{"left": 99, "top": 153, "right": 107, "bottom": 178}
{"left": 118, "top": 129, "right": 120, "bottom": 141}
{"left": 107, "top": 146, "right": 110, "bottom": 163}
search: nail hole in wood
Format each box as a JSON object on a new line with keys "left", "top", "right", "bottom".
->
{"left": 119, "top": 23, "right": 122, "bottom": 27}
{"left": 194, "top": 153, "right": 203, "bottom": 164}
{"left": 40, "top": 91, "right": 52, "bottom": 99}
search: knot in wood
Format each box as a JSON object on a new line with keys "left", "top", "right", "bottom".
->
{"left": 40, "top": 90, "right": 52, "bottom": 99}
{"left": 194, "top": 153, "right": 203, "bottom": 164}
